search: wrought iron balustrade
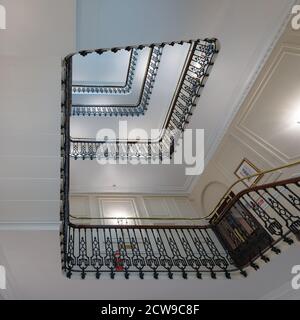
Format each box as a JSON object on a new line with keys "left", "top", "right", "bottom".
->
{"left": 65, "top": 224, "right": 235, "bottom": 280}
{"left": 72, "top": 49, "right": 139, "bottom": 95}
{"left": 72, "top": 47, "right": 163, "bottom": 117}
{"left": 70, "top": 39, "right": 218, "bottom": 159}
{"left": 72, "top": 49, "right": 139, "bottom": 94}
{"left": 211, "top": 175, "right": 300, "bottom": 268}
{"left": 62, "top": 172, "right": 300, "bottom": 280}
{"left": 61, "top": 39, "right": 300, "bottom": 280}
{"left": 70, "top": 136, "right": 175, "bottom": 161}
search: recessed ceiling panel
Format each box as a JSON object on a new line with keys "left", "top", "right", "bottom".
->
{"left": 72, "top": 50, "right": 131, "bottom": 87}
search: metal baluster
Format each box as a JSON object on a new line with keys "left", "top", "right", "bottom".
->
{"left": 90, "top": 228, "right": 103, "bottom": 279}
{"left": 256, "top": 189, "right": 300, "bottom": 235}
{"left": 77, "top": 228, "right": 89, "bottom": 279}
{"left": 128, "top": 229, "right": 145, "bottom": 279}
{"left": 116, "top": 228, "right": 131, "bottom": 279}
{"left": 176, "top": 229, "right": 202, "bottom": 279}
{"left": 283, "top": 184, "right": 300, "bottom": 208}
{"left": 149, "top": 229, "right": 172, "bottom": 279}
{"left": 242, "top": 193, "right": 286, "bottom": 238}
{"left": 104, "top": 228, "right": 115, "bottom": 279}
{"left": 142, "top": 229, "right": 159, "bottom": 279}
{"left": 188, "top": 229, "right": 215, "bottom": 276}
{"left": 273, "top": 186, "right": 300, "bottom": 211}
{"left": 203, "top": 229, "right": 230, "bottom": 278}
{"left": 164, "top": 229, "right": 187, "bottom": 279}
{"left": 66, "top": 226, "right": 76, "bottom": 278}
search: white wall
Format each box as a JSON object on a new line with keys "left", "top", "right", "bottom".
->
{"left": 190, "top": 24, "right": 300, "bottom": 217}
{"left": 70, "top": 194, "right": 199, "bottom": 225}
{"left": 0, "top": 0, "right": 75, "bottom": 225}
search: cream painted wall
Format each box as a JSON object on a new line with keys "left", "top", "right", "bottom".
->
{"left": 70, "top": 194, "right": 200, "bottom": 225}
{"left": 0, "top": 0, "right": 76, "bottom": 224}
{"left": 190, "top": 23, "right": 300, "bottom": 217}
{"left": 71, "top": 18, "right": 300, "bottom": 220}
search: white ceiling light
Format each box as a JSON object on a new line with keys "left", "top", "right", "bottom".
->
{"left": 287, "top": 105, "right": 300, "bottom": 127}
{"left": 295, "top": 109, "right": 300, "bottom": 124}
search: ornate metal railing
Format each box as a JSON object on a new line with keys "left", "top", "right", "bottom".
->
{"left": 72, "top": 47, "right": 163, "bottom": 117}
{"left": 70, "top": 136, "right": 175, "bottom": 161}
{"left": 72, "top": 48, "right": 139, "bottom": 95}
{"left": 62, "top": 171, "right": 300, "bottom": 280}
{"left": 61, "top": 40, "right": 300, "bottom": 280}
{"left": 211, "top": 175, "right": 300, "bottom": 269}
{"left": 65, "top": 224, "right": 235, "bottom": 280}
{"left": 70, "top": 39, "right": 218, "bottom": 160}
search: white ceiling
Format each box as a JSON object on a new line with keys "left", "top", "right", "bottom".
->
{"left": 73, "top": 50, "right": 131, "bottom": 86}
{"left": 72, "top": 48, "right": 150, "bottom": 105}
{"left": 70, "top": 44, "right": 190, "bottom": 139}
